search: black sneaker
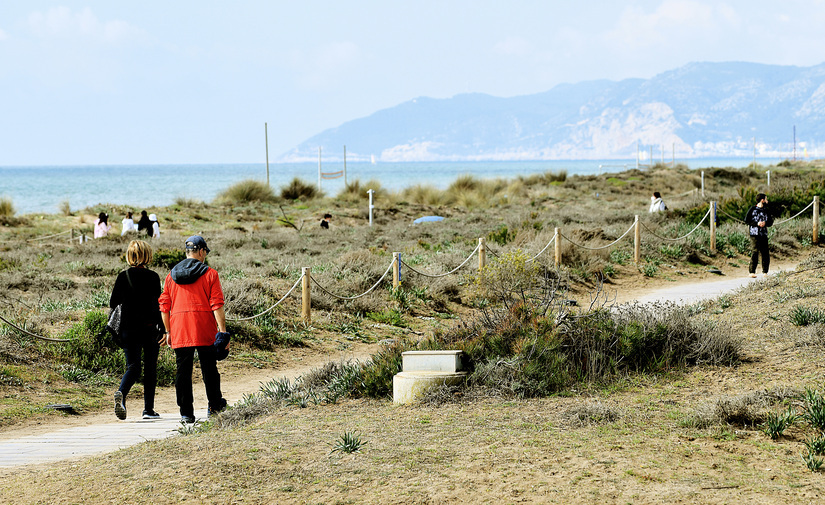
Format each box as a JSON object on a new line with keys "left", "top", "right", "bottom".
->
{"left": 142, "top": 410, "right": 160, "bottom": 420}
{"left": 180, "top": 415, "right": 196, "bottom": 424}
{"left": 207, "top": 398, "right": 228, "bottom": 418}
{"left": 114, "top": 391, "right": 126, "bottom": 420}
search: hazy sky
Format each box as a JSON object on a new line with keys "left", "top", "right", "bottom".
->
{"left": 2, "top": 1, "right": 824, "bottom": 165}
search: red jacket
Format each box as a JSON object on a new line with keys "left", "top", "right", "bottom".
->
{"left": 158, "top": 266, "right": 224, "bottom": 348}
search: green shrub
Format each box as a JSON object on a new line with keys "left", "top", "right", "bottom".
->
{"left": 280, "top": 177, "right": 320, "bottom": 201}
{"left": 488, "top": 225, "right": 516, "bottom": 246}
{"left": 216, "top": 179, "right": 276, "bottom": 204}
{"left": 152, "top": 248, "right": 186, "bottom": 269}
{"left": 60, "top": 311, "right": 175, "bottom": 385}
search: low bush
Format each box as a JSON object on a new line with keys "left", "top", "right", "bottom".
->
{"left": 280, "top": 178, "right": 320, "bottom": 201}
{"left": 59, "top": 311, "right": 176, "bottom": 386}
{"left": 152, "top": 248, "right": 186, "bottom": 269}
{"left": 0, "top": 197, "right": 14, "bottom": 217}
{"left": 216, "top": 180, "right": 277, "bottom": 204}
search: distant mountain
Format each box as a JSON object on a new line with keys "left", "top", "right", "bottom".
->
{"left": 281, "top": 61, "right": 825, "bottom": 162}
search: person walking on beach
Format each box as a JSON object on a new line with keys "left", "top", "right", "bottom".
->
{"left": 648, "top": 192, "right": 666, "bottom": 213}
{"left": 745, "top": 193, "right": 774, "bottom": 278}
{"left": 110, "top": 240, "right": 165, "bottom": 420}
{"left": 137, "top": 210, "right": 152, "bottom": 238}
{"left": 158, "top": 235, "right": 228, "bottom": 423}
{"left": 121, "top": 211, "right": 137, "bottom": 236}
{"left": 94, "top": 212, "right": 111, "bottom": 238}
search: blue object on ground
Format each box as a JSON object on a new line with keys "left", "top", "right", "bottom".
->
{"left": 413, "top": 216, "right": 445, "bottom": 224}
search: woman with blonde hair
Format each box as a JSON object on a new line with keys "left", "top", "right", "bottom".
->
{"left": 109, "top": 240, "right": 165, "bottom": 420}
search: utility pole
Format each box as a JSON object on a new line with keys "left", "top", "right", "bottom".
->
{"left": 793, "top": 125, "right": 797, "bottom": 161}
{"left": 264, "top": 123, "right": 270, "bottom": 186}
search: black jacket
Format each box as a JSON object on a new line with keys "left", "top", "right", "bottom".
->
{"left": 745, "top": 205, "right": 774, "bottom": 237}
{"left": 109, "top": 267, "right": 163, "bottom": 328}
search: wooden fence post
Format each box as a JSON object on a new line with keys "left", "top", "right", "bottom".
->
{"left": 554, "top": 227, "right": 561, "bottom": 268}
{"left": 634, "top": 216, "right": 640, "bottom": 264}
{"left": 478, "top": 238, "right": 486, "bottom": 272}
{"left": 392, "top": 252, "right": 400, "bottom": 289}
{"left": 814, "top": 196, "right": 820, "bottom": 245}
{"left": 710, "top": 201, "right": 717, "bottom": 254}
{"left": 301, "top": 267, "right": 311, "bottom": 324}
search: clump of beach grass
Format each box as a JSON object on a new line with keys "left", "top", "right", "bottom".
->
{"left": 216, "top": 179, "right": 277, "bottom": 204}
{"left": 337, "top": 179, "right": 383, "bottom": 203}
{"left": 0, "top": 197, "right": 14, "bottom": 217}
{"left": 280, "top": 177, "right": 321, "bottom": 201}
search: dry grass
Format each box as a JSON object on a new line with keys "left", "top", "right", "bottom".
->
{"left": 0, "top": 197, "right": 15, "bottom": 217}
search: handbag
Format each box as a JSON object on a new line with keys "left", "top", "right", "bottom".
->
{"left": 105, "top": 304, "right": 127, "bottom": 348}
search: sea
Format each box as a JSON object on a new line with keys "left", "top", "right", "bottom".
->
{"left": 0, "top": 158, "right": 764, "bottom": 215}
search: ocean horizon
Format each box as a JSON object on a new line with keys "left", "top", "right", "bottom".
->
{"left": 0, "top": 158, "right": 767, "bottom": 215}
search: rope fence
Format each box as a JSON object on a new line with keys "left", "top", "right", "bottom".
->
{"left": 3, "top": 196, "right": 820, "bottom": 335}
{"left": 0, "top": 313, "right": 73, "bottom": 342}
{"left": 559, "top": 222, "right": 636, "bottom": 251}
{"left": 639, "top": 208, "right": 711, "bottom": 242}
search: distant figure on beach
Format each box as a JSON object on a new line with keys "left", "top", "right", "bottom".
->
{"left": 745, "top": 193, "right": 774, "bottom": 278}
{"left": 320, "top": 213, "right": 332, "bottom": 229}
{"left": 121, "top": 212, "right": 137, "bottom": 236}
{"left": 137, "top": 210, "right": 152, "bottom": 238}
{"left": 149, "top": 214, "right": 160, "bottom": 238}
{"left": 94, "top": 212, "right": 111, "bottom": 238}
{"left": 110, "top": 240, "right": 164, "bottom": 421}
{"left": 649, "top": 192, "right": 667, "bottom": 213}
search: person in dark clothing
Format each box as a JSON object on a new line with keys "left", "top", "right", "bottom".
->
{"left": 136, "top": 210, "right": 153, "bottom": 238}
{"left": 110, "top": 240, "right": 165, "bottom": 420}
{"left": 745, "top": 193, "right": 774, "bottom": 278}
{"left": 320, "top": 213, "right": 332, "bottom": 229}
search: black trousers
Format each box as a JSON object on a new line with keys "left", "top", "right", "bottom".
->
{"left": 749, "top": 235, "right": 770, "bottom": 274}
{"left": 119, "top": 327, "right": 160, "bottom": 412}
{"left": 174, "top": 346, "right": 223, "bottom": 417}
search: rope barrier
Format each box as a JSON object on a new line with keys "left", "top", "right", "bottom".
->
{"left": 399, "top": 243, "right": 480, "bottom": 278}
{"left": 226, "top": 275, "right": 304, "bottom": 321}
{"left": 639, "top": 208, "right": 711, "bottom": 242}
{"left": 0, "top": 313, "right": 73, "bottom": 342}
{"left": 774, "top": 200, "right": 815, "bottom": 226}
{"left": 560, "top": 222, "right": 636, "bottom": 251}
{"left": 717, "top": 208, "right": 747, "bottom": 225}
{"left": 310, "top": 259, "right": 395, "bottom": 300}
{"left": 26, "top": 230, "right": 73, "bottom": 242}
{"left": 525, "top": 235, "right": 556, "bottom": 263}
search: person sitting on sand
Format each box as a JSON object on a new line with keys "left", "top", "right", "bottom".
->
{"left": 320, "top": 213, "right": 332, "bottom": 229}
{"left": 149, "top": 214, "right": 160, "bottom": 238}
{"left": 121, "top": 211, "right": 137, "bottom": 236}
{"left": 137, "top": 210, "right": 152, "bottom": 238}
{"left": 649, "top": 192, "right": 667, "bottom": 213}
{"left": 94, "top": 212, "right": 111, "bottom": 238}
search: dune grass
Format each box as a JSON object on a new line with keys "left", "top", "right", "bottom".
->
{"left": 0, "top": 197, "right": 14, "bottom": 217}
{"left": 216, "top": 179, "right": 277, "bottom": 204}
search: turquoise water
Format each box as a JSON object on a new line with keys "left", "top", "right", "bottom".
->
{"left": 0, "top": 159, "right": 758, "bottom": 214}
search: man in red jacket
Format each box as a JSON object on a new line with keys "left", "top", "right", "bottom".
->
{"left": 159, "top": 235, "right": 228, "bottom": 423}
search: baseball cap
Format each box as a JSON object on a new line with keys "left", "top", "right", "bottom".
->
{"left": 184, "top": 235, "right": 210, "bottom": 253}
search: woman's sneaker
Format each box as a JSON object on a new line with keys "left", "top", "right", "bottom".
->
{"left": 142, "top": 410, "right": 161, "bottom": 419}
{"left": 114, "top": 391, "right": 126, "bottom": 420}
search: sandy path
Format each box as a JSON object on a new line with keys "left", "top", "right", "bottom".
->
{"left": 0, "top": 342, "right": 375, "bottom": 442}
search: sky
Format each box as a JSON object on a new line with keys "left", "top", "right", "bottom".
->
{"left": 1, "top": 0, "right": 825, "bottom": 166}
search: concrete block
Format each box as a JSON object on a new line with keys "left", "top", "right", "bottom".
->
{"left": 402, "top": 350, "right": 464, "bottom": 373}
{"left": 392, "top": 371, "right": 467, "bottom": 404}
